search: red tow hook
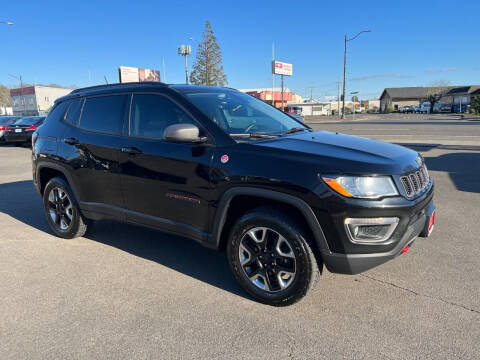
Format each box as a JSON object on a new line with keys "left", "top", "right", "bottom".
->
{"left": 401, "top": 245, "right": 409, "bottom": 254}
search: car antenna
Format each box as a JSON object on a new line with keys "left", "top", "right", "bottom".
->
{"left": 104, "top": 75, "right": 109, "bottom": 84}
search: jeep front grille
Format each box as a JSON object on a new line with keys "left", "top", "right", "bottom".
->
{"left": 400, "top": 165, "right": 430, "bottom": 197}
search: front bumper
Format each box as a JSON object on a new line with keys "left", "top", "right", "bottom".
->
{"left": 313, "top": 185, "right": 435, "bottom": 274}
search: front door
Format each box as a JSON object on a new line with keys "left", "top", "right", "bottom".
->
{"left": 118, "top": 93, "right": 214, "bottom": 237}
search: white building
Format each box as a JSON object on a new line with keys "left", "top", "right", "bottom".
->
{"left": 286, "top": 101, "right": 332, "bottom": 116}
{"left": 10, "top": 85, "right": 73, "bottom": 116}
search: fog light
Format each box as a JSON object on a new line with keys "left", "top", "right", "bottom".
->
{"left": 344, "top": 217, "right": 399, "bottom": 244}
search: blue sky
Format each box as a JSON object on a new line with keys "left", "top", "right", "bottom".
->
{"left": 1, "top": 0, "right": 478, "bottom": 100}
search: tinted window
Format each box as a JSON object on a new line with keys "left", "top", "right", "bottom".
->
{"left": 47, "top": 101, "right": 70, "bottom": 124}
{"left": 130, "top": 94, "right": 195, "bottom": 139}
{"left": 80, "top": 95, "right": 128, "bottom": 134}
{"left": 65, "top": 98, "right": 83, "bottom": 125}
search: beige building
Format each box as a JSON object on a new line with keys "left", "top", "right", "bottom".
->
{"left": 10, "top": 85, "right": 73, "bottom": 116}
{"left": 379, "top": 86, "right": 480, "bottom": 113}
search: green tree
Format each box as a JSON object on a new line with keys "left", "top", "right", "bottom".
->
{"left": 471, "top": 96, "right": 480, "bottom": 115}
{"left": 190, "top": 21, "right": 227, "bottom": 86}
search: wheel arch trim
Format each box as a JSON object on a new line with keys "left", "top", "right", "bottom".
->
{"left": 35, "top": 161, "right": 81, "bottom": 201}
{"left": 212, "top": 187, "right": 330, "bottom": 253}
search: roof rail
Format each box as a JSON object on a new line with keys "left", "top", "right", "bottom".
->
{"left": 71, "top": 81, "right": 168, "bottom": 94}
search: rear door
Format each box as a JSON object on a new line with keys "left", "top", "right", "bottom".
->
{"left": 118, "top": 92, "right": 214, "bottom": 236}
{"left": 62, "top": 94, "right": 129, "bottom": 216}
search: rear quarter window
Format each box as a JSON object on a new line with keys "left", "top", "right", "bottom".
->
{"left": 65, "top": 98, "right": 84, "bottom": 126}
{"left": 46, "top": 101, "right": 70, "bottom": 123}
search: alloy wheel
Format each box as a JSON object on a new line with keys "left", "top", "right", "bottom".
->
{"left": 47, "top": 187, "right": 73, "bottom": 231}
{"left": 238, "top": 227, "right": 296, "bottom": 292}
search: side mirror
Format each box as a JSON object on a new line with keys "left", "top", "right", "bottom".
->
{"left": 164, "top": 123, "right": 207, "bottom": 144}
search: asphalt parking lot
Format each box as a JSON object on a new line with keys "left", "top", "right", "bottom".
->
{"left": 1, "top": 113, "right": 479, "bottom": 359}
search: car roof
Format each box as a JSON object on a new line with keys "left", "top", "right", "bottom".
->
{"left": 56, "top": 82, "right": 238, "bottom": 104}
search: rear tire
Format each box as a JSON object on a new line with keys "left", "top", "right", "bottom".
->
{"left": 43, "top": 177, "right": 88, "bottom": 239}
{"left": 227, "top": 207, "right": 321, "bottom": 306}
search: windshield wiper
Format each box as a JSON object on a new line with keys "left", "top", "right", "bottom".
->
{"left": 230, "top": 133, "right": 278, "bottom": 139}
{"left": 278, "top": 127, "right": 309, "bottom": 135}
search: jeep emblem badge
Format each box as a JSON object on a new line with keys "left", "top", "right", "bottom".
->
{"left": 221, "top": 154, "right": 229, "bottom": 163}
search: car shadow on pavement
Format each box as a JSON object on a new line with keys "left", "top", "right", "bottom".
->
{"left": 0, "top": 179, "right": 249, "bottom": 300}
{"left": 422, "top": 152, "right": 480, "bottom": 194}
{"left": 0, "top": 180, "right": 52, "bottom": 233}
{"left": 84, "top": 220, "right": 248, "bottom": 299}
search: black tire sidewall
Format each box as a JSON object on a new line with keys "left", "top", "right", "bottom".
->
{"left": 43, "top": 177, "right": 83, "bottom": 239}
{"left": 227, "top": 211, "right": 315, "bottom": 306}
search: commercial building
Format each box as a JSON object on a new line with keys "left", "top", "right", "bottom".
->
{"left": 10, "top": 85, "right": 73, "bottom": 116}
{"left": 444, "top": 86, "right": 480, "bottom": 112}
{"left": 239, "top": 88, "right": 303, "bottom": 108}
{"left": 379, "top": 86, "right": 480, "bottom": 113}
{"left": 287, "top": 101, "right": 332, "bottom": 116}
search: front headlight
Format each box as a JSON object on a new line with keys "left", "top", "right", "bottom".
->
{"left": 322, "top": 175, "right": 399, "bottom": 199}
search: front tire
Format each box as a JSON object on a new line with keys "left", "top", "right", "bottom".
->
{"left": 43, "top": 177, "right": 88, "bottom": 239}
{"left": 227, "top": 208, "right": 321, "bottom": 306}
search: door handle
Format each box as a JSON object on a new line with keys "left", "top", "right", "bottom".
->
{"left": 63, "top": 137, "right": 79, "bottom": 145}
{"left": 121, "top": 146, "right": 142, "bottom": 155}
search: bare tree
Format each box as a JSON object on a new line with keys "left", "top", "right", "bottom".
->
{"left": 424, "top": 86, "right": 449, "bottom": 113}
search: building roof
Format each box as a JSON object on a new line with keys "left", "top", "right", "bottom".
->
{"left": 445, "top": 85, "right": 480, "bottom": 96}
{"left": 380, "top": 86, "right": 460, "bottom": 101}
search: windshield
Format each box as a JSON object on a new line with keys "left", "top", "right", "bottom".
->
{"left": 183, "top": 90, "right": 307, "bottom": 136}
{"left": 13, "top": 117, "right": 45, "bottom": 125}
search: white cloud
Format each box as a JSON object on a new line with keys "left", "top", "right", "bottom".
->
{"left": 426, "top": 67, "right": 459, "bottom": 75}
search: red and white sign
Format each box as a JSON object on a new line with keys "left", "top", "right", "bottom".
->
{"left": 272, "top": 61, "right": 293, "bottom": 76}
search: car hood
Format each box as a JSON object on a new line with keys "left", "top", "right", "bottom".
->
{"left": 253, "top": 130, "right": 421, "bottom": 175}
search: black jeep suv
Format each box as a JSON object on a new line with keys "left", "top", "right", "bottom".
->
{"left": 32, "top": 83, "right": 435, "bottom": 306}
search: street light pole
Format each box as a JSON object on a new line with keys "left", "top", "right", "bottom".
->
{"left": 341, "top": 29, "right": 371, "bottom": 119}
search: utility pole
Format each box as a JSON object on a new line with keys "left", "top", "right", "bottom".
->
{"left": 281, "top": 75, "right": 284, "bottom": 111}
{"left": 309, "top": 87, "right": 313, "bottom": 101}
{"left": 8, "top": 73, "right": 24, "bottom": 115}
{"left": 342, "top": 35, "right": 347, "bottom": 119}
{"left": 342, "top": 30, "right": 371, "bottom": 119}
{"left": 337, "top": 81, "right": 341, "bottom": 119}
{"left": 162, "top": 57, "right": 166, "bottom": 82}
{"left": 178, "top": 45, "right": 191, "bottom": 84}
{"left": 272, "top": 43, "right": 275, "bottom": 107}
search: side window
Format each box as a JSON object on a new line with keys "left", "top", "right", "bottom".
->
{"left": 80, "top": 95, "right": 128, "bottom": 134}
{"left": 46, "top": 101, "right": 70, "bottom": 123}
{"left": 65, "top": 98, "right": 83, "bottom": 126}
{"left": 130, "top": 94, "right": 195, "bottom": 139}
